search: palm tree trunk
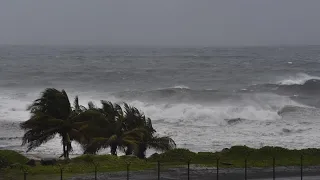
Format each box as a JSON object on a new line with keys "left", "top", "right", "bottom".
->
{"left": 125, "top": 145, "right": 133, "bottom": 155}
{"left": 62, "top": 134, "right": 70, "bottom": 159}
{"left": 137, "top": 144, "right": 147, "bottom": 159}
{"left": 62, "top": 133, "right": 71, "bottom": 159}
{"left": 63, "top": 144, "right": 66, "bottom": 159}
{"left": 66, "top": 143, "right": 70, "bottom": 159}
{"left": 66, "top": 133, "right": 72, "bottom": 159}
{"left": 110, "top": 143, "right": 118, "bottom": 156}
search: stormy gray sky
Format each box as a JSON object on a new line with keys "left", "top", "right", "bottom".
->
{"left": 0, "top": 0, "right": 319, "bottom": 46}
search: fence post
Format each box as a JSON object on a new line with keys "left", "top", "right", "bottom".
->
{"left": 57, "top": 164, "right": 65, "bottom": 180}
{"left": 20, "top": 165, "right": 29, "bottom": 180}
{"left": 187, "top": 160, "right": 190, "bottom": 180}
{"left": 61, "top": 168, "right": 63, "bottom": 180}
{"left": 244, "top": 158, "right": 247, "bottom": 180}
{"left": 127, "top": 162, "right": 130, "bottom": 180}
{"left": 216, "top": 157, "right": 219, "bottom": 180}
{"left": 91, "top": 161, "right": 99, "bottom": 180}
{"left": 95, "top": 165, "right": 97, "bottom": 180}
{"left": 157, "top": 160, "right": 160, "bottom": 180}
{"left": 300, "top": 155, "right": 303, "bottom": 180}
{"left": 273, "top": 157, "right": 275, "bottom": 180}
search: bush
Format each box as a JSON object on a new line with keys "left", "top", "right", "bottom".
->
{"left": 73, "top": 154, "right": 119, "bottom": 163}
{"left": 0, "top": 150, "right": 28, "bottom": 166}
{"left": 0, "top": 155, "right": 9, "bottom": 169}
{"left": 148, "top": 148, "right": 196, "bottom": 162}
{"left": 195, "top": 152, "right": 216, "bottom": 163}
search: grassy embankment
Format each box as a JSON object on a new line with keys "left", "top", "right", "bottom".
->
{"left": 2, "top": 146, "right": 320, "bottom": 179}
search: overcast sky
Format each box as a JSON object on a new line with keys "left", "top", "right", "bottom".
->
{"left": 0, "top": 0, "right": 320, "bottom": 46}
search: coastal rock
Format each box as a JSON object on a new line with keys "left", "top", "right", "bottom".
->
{"left": 224, "top": 118, "right": 246, "bottom": 125}
{"left": 40, "top": 158, "right": 57, "bottom": 166}
{"left": 149, "top": 153, "right": 160, "bottom": 159}
{"left": 26, "top": 159, "right": 36, "bottom": 166}
{"left": 0, "top": 156, "right": 9, "bottom": 169}
{"left": 221, "top": 162, "right": 233, "bottom": 166}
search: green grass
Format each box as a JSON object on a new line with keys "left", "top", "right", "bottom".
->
{"left": 2, "top": 146, "right": 320, "bottom": 179}
{"left": 1, "top": 153, "right": 156, "bottom": 180}
{"left": 149, "top": 146, "right": 320, "bottom": 168}
{"left": 0, "top": 150, "right": 28, "bottom": 165}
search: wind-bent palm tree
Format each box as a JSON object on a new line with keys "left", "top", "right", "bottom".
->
{"left": 83, "top": 101, "right": 144, "bottom": 155}
{"left": 122, "top": 103, "right": 176, "bottom": 158}
{"left": 20, "top": 88, "right": 87, "bottom": 159}
{"left": 21, "top": 89, "right": 176, "bottom": 159}
{"left": 136, "top": 134, "right": 176, "bottom": 159}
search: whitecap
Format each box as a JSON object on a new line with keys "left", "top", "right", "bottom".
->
{"left": 277, "top": 73, "right": 320, "bottom": 85}
{"left": 171, "top": 85, "right": 190, "bottom": 89}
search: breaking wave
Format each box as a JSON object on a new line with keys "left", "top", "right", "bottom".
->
{"left": 109, "top": 93, "right": 306, "bottom": 127}
{"left": 277, "top": 105, "right": 320, "bottom": 116}
{"left": 170, "top": 85, "right": 190, "bottom": 89}
{"left": 248, "top": 73, "right": 320, "bottom": 95}
{"left": 281, "top": 127, "right": 312, "bottom": 134}
{"left": 277, "top": 73, "right": 320, "bottom": 85}
{"left": 125, "top": 100, "right": 281, "bottom": 126}
{"left": 113, "top": 86, "right": 221, "bottom": 103}
{"left": 0, "top": 137, "right": 21, "bottom": 140}
{"left": 277, "top": 79, "right": 320, "bottom": 93}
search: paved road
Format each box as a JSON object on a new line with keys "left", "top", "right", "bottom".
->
{"left": 259, "top": 177, "right": 319, "bottom": 180}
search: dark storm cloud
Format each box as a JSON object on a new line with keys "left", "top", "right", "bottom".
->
{"left": 0, "top": 0, "right": 320, "bottom": 46}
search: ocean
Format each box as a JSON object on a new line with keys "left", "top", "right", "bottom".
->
{"left": 1, "top": 45, "right": 320, "bottom": 157}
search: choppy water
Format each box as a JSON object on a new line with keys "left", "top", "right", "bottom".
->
{"left": 1, "top": 45, "right": 320, "bottom": 157}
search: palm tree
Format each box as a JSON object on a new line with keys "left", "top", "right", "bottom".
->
{"left": 100, "top": 100, "right": 123, "bottom": 123}
{"left": 20, "top": 88, "right": 87, "bottom": 159}
{"left": 136, "top": 135, "right": 176, "bottom": 159}
{"left": 83, "top": 126, "right": 145, "bottom": 155}
{"left": 99, "top": 101, "right": 124, "bottom": 155}
{"left": 71, "top": 108, "right": 111, "bottom": 154}
{"left": 20, "top": 89, "right": 176, "bottom": 159}
{"left": 83, "top": 101, "right": 144, "bottom": 155}
{"left": 122, "top": 103, "right": 176, "bottom": 158}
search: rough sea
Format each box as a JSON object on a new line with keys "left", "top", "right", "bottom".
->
{"left": 1, "top": 45, "right": 320, "bottom": 157}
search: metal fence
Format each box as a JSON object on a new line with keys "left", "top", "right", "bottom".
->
{"left": 13, "top": 155, "right": 319, "bottom": 180}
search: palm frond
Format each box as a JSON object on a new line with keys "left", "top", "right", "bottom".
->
{"left": 73, "top": 96, "right": 80, "bottom": 111}
{"left": 145, "top": 118, "right": 155, "bottom": 133}
{"left": 101, "top": 100, "right": 123, "bottom": 122}
{"left": 88, "top": 102, "right": 96, "bottom": 110}
{"left": 147, "top": 136, "right": 176, "bottom": 152}
{"left": 20, "top": 113, "right": 64, "bottom": 130}
{"left": 114, "top": 103, "right": 123, "bottom": 117}
{"left": 27, "top": 88, "right": 72, "bottom": 119}
{"left": 73, "top": 96, "right": 87, "bottom": 113}
{"left": 83, "top": 136, "right": 114, "bottom": 154}
{"left": 122, "top": 128, "right": 146, "bottom": 139}
{"left": 22, "top": 127, "right": 59, "bottom": 151}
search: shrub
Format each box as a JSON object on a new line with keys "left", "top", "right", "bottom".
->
{"left": 0, "top": 150, "right": 28, "bottom": 166}
{"left": 0, "top": 155, "right": 9, "bottom": 169}
{"left": 148, "top": 148, "right": 196, "bottom": 162}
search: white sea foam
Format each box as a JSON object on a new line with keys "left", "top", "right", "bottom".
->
{"left": 0, "top": 88, "right": 318, "bottom": 156}
{"left": 171, "top": 85, "right": 190, "bottom": 89}
{"left": 2, "top": 46, "right": 320, "bottom": 157}
{"left": 134, "top": 94, "right": 303, "bottom": 122}
{"left": 0, "top": 90, "right": 40, "bottom": 122}
{"left": 277, "top": 73, "right": 320, "bottom": 85}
